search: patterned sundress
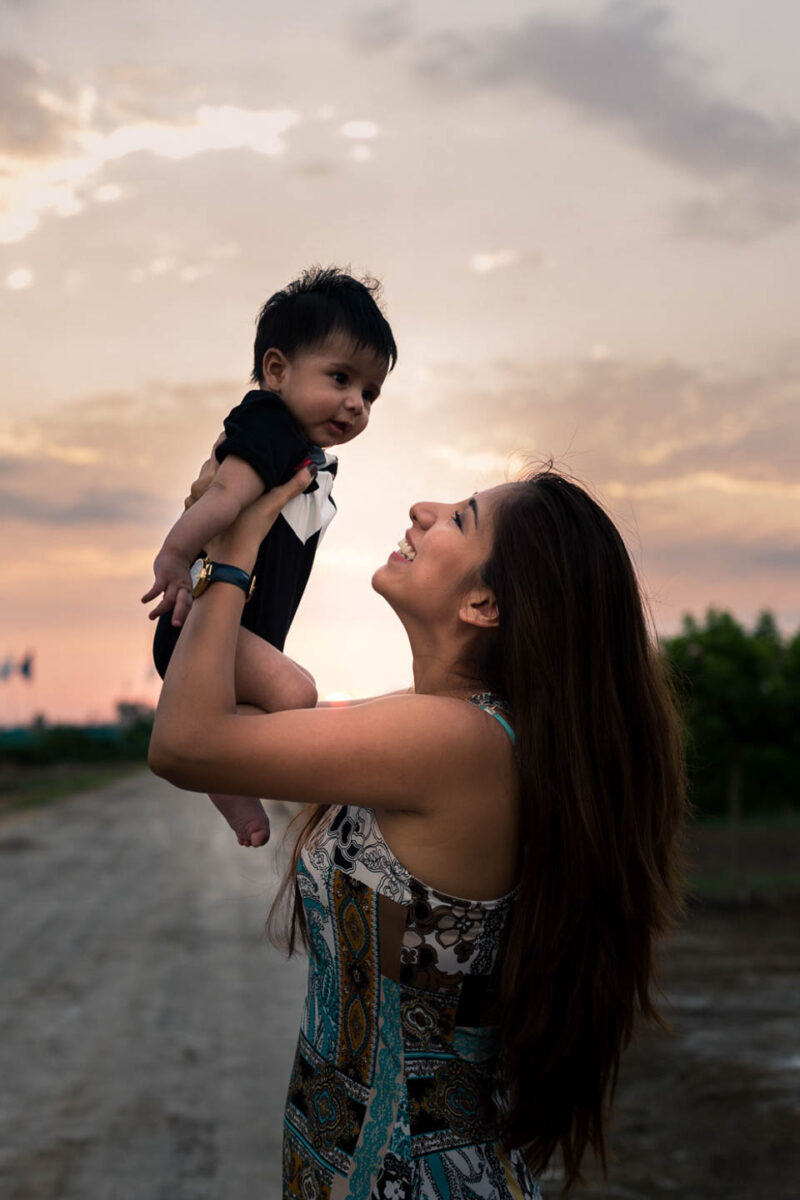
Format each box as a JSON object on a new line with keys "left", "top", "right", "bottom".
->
{"left": 282, "top": 695, "right": 541, "bottom": 1199}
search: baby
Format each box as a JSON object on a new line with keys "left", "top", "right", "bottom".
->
{"left": 143, "top": 266, "right": 397, "bottom": 845}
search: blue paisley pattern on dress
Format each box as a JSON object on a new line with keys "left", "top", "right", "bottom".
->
{"left": 282, "top": 696, "right": 541, "bottom": 1199}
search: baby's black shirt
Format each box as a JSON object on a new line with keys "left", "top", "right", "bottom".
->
{"left": 152, "top": 389, "right": 337, "bottom": 679}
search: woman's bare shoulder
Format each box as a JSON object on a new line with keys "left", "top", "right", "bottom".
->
{"left": 349, "top": 691, "right": 511, "bottom": 742}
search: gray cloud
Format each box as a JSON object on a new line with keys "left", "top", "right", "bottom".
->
{"left": 351, "top": 1, "right": 414, "bottom": 50}
{"left": 419, "top": 353, "right": 799, "bottom": 622}
{"left": 0, "top": 379, "right": 232, "bottom": 530}
{"left": 0, "top": 486, "right": 163, "bottom": 525}
{"left": 672, "top": 190, "right": 800, "bottom": 243}
{"left": 94, "top": 63, "right": 209, "bottom": 127}
{"left": 405, "top": 1, "right": 800, "bottom": 240}
{"left": 293, "top": 160, "right": 338, "bottom": 178}
{"left": 0, "top": 55, "right": 76, "bottom": 158}
{"left": 750, "top": 545, "right": 800, "bottom": 573}
{"left": 641, "top": 537, "right": 800, "bottom": 576}
{"left": 426, "top": 355, "right": 800, "bottom": 489}
{"left": 0, "top": 54, "right": 246, "bottom": 163}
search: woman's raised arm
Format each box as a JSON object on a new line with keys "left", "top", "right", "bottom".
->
{"left": 148, "top": 470, "right": 508, "bottom": 814}
{"left": 149, "top": 681, "right": 499, "bottom": 812}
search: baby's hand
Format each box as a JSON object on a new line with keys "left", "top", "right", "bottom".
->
{"left": 141, "top": 551, "right": 194, "bottom": 626}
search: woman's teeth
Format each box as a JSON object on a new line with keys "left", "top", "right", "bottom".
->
{"left": 397, "top": 537, "right": 416, "bottom": 561}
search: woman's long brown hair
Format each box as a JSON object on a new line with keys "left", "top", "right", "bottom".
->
{"left": 269, "top": 468, "right": 687, "bottom": 1193}
{"left": 479, "top": 470, "right": 686, "bottom": 1189}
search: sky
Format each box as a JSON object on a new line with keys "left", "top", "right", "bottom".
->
{"left": 1, "top": 0, "right": 799, "bottom": 723}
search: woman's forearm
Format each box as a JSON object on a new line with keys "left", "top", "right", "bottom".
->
{"left": 149, "top": 466, "right": 313, "bottom": 778}
{"left": 150, "top": 581, "right": 246, "bottom": 771}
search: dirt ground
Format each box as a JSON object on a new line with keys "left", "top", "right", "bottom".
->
{"left": 581, "top": 897, "right": 800, "bottom": 1199}
{"left": 0, "top": 773, "right": 307, "bottom": 1200}
{"left": 565, "top": 819, "right": 800, "bottom": 1198}
{"left": 1, "top": 775, "right": 798, "bottom": 1199}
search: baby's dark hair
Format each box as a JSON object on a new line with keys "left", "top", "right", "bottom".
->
{"left": 251, "top": 265, "right": 398, "bottom": 383}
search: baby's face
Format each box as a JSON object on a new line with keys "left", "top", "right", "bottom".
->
{"left": 265, "top": 332, "right": 388, "bottom": 448}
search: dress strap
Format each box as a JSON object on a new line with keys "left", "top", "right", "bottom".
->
{"left": 468, "top": 692, "right": 516, "bottom": 745}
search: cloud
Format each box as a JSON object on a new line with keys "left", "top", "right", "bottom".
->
{"left": 339, "top": 120, "right": 380, "bottom": 139}
{"left": 5, "top": 266, "right": 33, "bottom": 289}
{"left": 445, "top": 357, "right": 799, "bottom": 484}
{"left": 94, "top": 62, "right": 205, "bottom": 126}
{"left": 294, "top": 159, "right": 338, "bottom": 178}
{"left": 637, "top": 535, "right": 800, "bottom": 576}
{"left": 427, "top": 444, "right": 511, "bottom": 475}
{"left": 672, "top": 190, "right": 800, "bottom": 243}
{"left": 0, "top": 56, "right": 302, "bottom": 243}
{"left": 4, "top": 543, "right": 155, "bottom": 585}
{"left": 0, "top": 378, "right": 236, "bottom": 532}
{"left": 0, "top": 55, "right": 79, "bottom": 159}
{"left": 406, "top": 1, "right": 800, "bottom": 240}
{"left": 604, "top": 472, "right": 800, "bottom": 502}
{"left": 351, "top": 1, "right": 414, "bottom": 50}
{"left": 750, "top": 545, "right": 800, "bottom": 573}
{"left": 0, "top": 486, "right": 162, "bottom": 524}
{"left": 77, "top": 104, "right": 299, "bottom": 162}
{"left": 469, "top": 249, "right": 520, "bottom": 273}
{"left": 420, "top": 354, "right": 800, "bottom": 581}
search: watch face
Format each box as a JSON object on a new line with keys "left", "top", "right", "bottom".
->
{"left": 191, "top": 557, "right": 211, "bottom": 597}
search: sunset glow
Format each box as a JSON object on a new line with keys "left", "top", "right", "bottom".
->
{"left": 2, "top": 0, "right": 798, "bottom": 723}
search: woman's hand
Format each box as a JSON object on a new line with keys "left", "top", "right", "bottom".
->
{"left": 149, "top": 461, "right": 317, "bottom": 774}
{"left": 183, "top": 431, "right": 314, "bottom": 571}
{"left": 205, "top": 465, "right": 315, "bottom": 573}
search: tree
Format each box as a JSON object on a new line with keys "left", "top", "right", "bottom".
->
{"left": 662, "top": 610, "right": 795, "bottom": 899}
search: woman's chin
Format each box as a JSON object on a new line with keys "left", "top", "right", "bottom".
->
{"left": 371, "top": 562, "right": 400, "bottom": 604}
{"left": 371, "top": 564, "right": 388, "bottom": 595}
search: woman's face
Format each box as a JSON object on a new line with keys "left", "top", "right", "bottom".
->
{"left": 372, "top": 485, "right": 507, "bottom": 624}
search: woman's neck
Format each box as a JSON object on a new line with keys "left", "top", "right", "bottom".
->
{"left": 411, "top": 653, "right": 485, "bottom": 700}
{"left": 402, "top": 614, "right": 488, "bottom": 699}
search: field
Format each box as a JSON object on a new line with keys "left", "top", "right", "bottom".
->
{"left": 0, "top": 759, "right": 144, "bottom": 815}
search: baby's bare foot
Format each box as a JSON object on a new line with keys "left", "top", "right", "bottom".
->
{"left": 209, "top": 793, "right": 270, "bottom": 847}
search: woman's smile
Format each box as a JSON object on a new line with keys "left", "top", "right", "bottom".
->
{"left": 394, "top": 535, "right": 416, "bottom": 561}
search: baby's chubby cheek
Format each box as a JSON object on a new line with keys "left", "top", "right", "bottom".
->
{"left": 349, "top": 418, "right": 370, "bottom": 442}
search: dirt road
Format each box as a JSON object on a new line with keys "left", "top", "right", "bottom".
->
{"left": 2, "top": 777, "right": 798, "bottom": 1199}
{"left": 0, "top": 772, "right": 306, "bottom": 1200}
{"left": 582, "top": 896, "right": 800, "bottom": 1199}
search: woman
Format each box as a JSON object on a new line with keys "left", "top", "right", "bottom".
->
{"left": 150, "top": 464, "right": 686, "bottom": 1198}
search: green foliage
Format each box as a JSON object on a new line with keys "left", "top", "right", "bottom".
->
{"left": 0, "top": 706, "right": 154, "bottom": 767}
{"left": 662, "top": 610, "right": 799, "bottom": 817}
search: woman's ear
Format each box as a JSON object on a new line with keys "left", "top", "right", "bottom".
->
{"left": 262, "top": 348, "right": 289, "bottom": 392}
{"left": 458, "top": 588, "right": 499, "bottom": 630}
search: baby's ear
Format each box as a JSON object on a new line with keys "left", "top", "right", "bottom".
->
{"left": 262, "top": 348, "right": 288, "bottom": 390}
{"left": 458, "top": 588, "right": 499, "bottom": 630}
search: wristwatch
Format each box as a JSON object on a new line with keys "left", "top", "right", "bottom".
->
{"left": 191, "top": 556, "right": 256, "bottom": 602}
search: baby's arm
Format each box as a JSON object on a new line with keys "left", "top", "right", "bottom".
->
{"left": 142, "top": 455, "right": 266, "bottom": 626}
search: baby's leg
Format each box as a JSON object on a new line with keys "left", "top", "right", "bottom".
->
{"left": 209, "top": 631, "right": 318, "bottom": 847}
{"left": 234, "top": 626, "right": 318, "bottom": 713}
{"left": 208, "top": 703, "right": 271, "bottom": 847}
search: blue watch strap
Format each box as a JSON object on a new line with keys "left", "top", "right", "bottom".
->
{"left": 207, "top": 561, "right": 253, "bottom": 598}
